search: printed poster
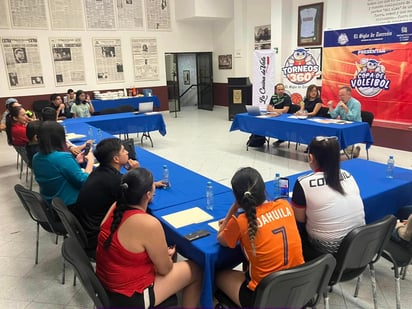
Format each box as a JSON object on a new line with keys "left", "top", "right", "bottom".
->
{"left": 322, "top": 22, "right": 412, "bottom": 122}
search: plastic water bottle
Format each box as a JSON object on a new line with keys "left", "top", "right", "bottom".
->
{"left": 274, "top": 172, "right": 280, "bottom": 198}
{"left": 162, "top": 165, "right": 170, "bottom": 188}
{"left": 386, "top": 155, "right": 395, "bottom": 179}
{"left": 97, "top": 128, "right": 102, "bottom": 141}
{"left": 88, "top": 126, "right": 94, "bottom": 140}
{"left": 206, "top": 181, "right": 214, "bottom": 211}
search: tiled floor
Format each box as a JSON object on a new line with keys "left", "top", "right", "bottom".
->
{"left": 0, "top": 105, "right": 411, "bottom": 308}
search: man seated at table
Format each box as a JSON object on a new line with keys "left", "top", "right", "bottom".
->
{"left": 76, "top": 138, "right": 166, "bottom": 253}
{"left": 50, "top": 93, "right": 71, "bottom": 120}
{"left": 267, "top": 83, "right": 291, "bottom": 146}
{"left": 327, "top": 86, "right": 362, "bottom": 158}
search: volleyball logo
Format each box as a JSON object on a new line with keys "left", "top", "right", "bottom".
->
{"left": 350, "top": 57, "right": 390, "bottom": 97}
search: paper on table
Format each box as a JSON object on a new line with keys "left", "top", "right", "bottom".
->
{"left": 162, "top": 206, "right": 213, "bottom": 229}
{"left": 208, "top": 220, "right": 220, "bottom": 231}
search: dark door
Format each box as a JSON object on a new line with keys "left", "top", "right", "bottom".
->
{"left": 196, "top": 52, "right": 213, "bottom": 110}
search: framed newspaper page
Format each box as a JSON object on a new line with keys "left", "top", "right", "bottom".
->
{"left": 297, "top": 2, "right": 323, "bottom": 46}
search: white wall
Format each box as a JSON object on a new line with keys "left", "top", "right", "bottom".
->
{"left": 0, "top": 0, "right": 215, "bottom": 98}
{"left": 1, "top": 0, "right": 410, "bottom": 98}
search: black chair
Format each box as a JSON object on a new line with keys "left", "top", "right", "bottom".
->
{"left": 14, "top": 184, "right": 67, "bottom": 282}
{"left": 361, "top": 110, "right": 374, "bottom": 160}
{"left": 381, "top": 206, "right": 412, "bottom": 309}
{"left": 32, "top": 100, "right": 51, "bottom": 119}
{"left": 117, "top": 104, "right": 135, "bottom": 113}
{"left": 100, "top": 107, "right": 120, "bottom": 115}
{"left": 62, "top": 236, "right": 178, "bottom": 308}
{"left": 216, "top": 253, "right": 336, "bottom": 308}
{"left": 51, "top": 198, "right": 93, "bottom": 258}
{"left": 62, "top": 237, "right": 110, "bottom": 308}
{"left": 317, "top": 106, "right": 331, "bottom": 118}
{"left": 324, "top": 215, "right": 397, "bottom": 309}
{"left": 13, "top": 146, "right": 34, "bottom": 189}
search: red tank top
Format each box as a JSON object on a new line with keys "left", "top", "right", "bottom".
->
{"left": 96, "top": 206, "right": 155, "bottom": 296}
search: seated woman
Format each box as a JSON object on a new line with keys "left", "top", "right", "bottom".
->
{"left": 1, "top": 98, "right": 20, "bottom": 131}
{"left": 297, "top": 84, "right": 322, "bottom": 117}
{"left": 70, "top": 90, "right": 94, "bottom": 118}
{"left": 216, "top": 167, "right": 304, "bottom": 307}
{"left": 32, "top": 121, "right": 94, "bottom": 210}
{"left": 96, "top": 168, "right": 202, "bottom": 308}
{"left": 6, "top": 106, "right": 29, "bottom": 146}
{"left": 291, "top": 136, "right": 365, "bottom": 260}
{"left": 25, "top": 120, "right": 42, "bottom": 166}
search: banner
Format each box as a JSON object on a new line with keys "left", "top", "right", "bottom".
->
{"left": 253, "top": 49, "right": 275, "bottom": 107}
{"left": 282, "top": 47, "right": 322, "bottom": 103}
{"left": 322, "top": 22, "right": 412, "bottom": 123}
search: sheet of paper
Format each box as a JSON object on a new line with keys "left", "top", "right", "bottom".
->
{"left": 162, "top": 206, "right": 213, "bottom": 229}
{"left": 308, "top": 118, "right": 353, "bottom": 124}
{"left": 208, "top": 220, "right": 220, "bottom": 231}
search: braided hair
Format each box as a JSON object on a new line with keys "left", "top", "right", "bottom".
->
{"left": 231, "top": 167, "right": 266, "bottom": 256}
{"left": 103, "top": 168, "right": 154, "bottom": 249}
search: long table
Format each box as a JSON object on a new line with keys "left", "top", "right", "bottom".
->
{"left": 265, "top": 159, "right": 412, "bottom": 223}
{"left": 63, "top": 112, "right": 166, "bottom": 137}
{"left": 92, "top": 96, "right": 161, "bottom": 112}
{"left": 152, "top": 192, "right": 243, "bottom": 308}
{"left": 230, "top": 113, "right": 374, "bottom": 150}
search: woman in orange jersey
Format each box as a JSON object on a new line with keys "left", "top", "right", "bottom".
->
{"left": 216, "top": 167, "right": 304, "bottom": 307}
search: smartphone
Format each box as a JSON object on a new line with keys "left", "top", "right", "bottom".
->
{"left": 83, "top": 143, "right": 92, "bottom": 156}
{"left": 184, "top": 229, "right": 210, "bottom": 241}
{"left": 279, "top": 177, "right": 289, "bottom": 198}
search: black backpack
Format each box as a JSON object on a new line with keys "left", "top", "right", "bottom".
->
{"left": 247, "top": 134, "right": 266, "bottom": 147}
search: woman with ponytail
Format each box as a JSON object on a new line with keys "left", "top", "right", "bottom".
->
{"left": 216, "top": 167, "right": 304, "bottom": 307}
{"left": 96, "top": 168, "right": 202, "bottom": 308}
{"left": 291, "top": 136, "right": 365, "bottom": 259}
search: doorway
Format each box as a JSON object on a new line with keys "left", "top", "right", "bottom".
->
{"left": 165, "top": 52, "right": 214, "bottom": 113}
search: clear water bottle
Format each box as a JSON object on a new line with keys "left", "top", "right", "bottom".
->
{"left": 274, "top": 172, "right": 280, "bottom": 198}
{"left": 206, "top": 181, "right": 214, "bottom": 211}
{"left": 88, "top": 126, "right": 94, "bottom": 140}
{"left": 97, "top": 128, "right": 102, "bottom": 141}
{"left": 386, "top": 155, "right": 395, "bottom": 179}
{"left": 162, "top": 165, "right": 170, "bottom": 188}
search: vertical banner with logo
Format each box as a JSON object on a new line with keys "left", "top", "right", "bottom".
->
{"left": 281, "top": 48, "right": 322, "bottom": 103}
{"left": 253, "top": 49, "right": 275, "bottom": 107}
{"left": 322, "top": 22, "right": 412, "bottom": 123}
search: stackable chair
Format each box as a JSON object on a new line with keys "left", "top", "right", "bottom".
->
{"left": 32, "top": 100, "right": 51, "bottom": 119}
{"left": 215, "top": 253, "right": 336, "bottom": 308}
{"left": 52, "top": 198, "right": 95, "bottom": 286}
{"left": 62, "top": 237, "right": 110, "bottom": 308}
{"left": 381, "top": 205, "right": 412, "bottom": 309}
{"left": 324, "top": 215, "right": 396, "bottom": 309}
{"left": 361, "top": 110, "right": 374, "bottom": 160}
{"left": 14, "top": 184, "right": 67, "bottom": 282}
{"left": 13, "top": 146, "right": 34, "bottom": 189}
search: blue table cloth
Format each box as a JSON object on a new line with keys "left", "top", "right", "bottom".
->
{"left": 265, "top": 159, "right": 412, "bottom": 223}
{"left": 230, "top": 113, "right": 374, "bottom": 149}
{"left": 152, "top": 192, "right": 243, "bottom": 308}
{"left": 92, "top": 96, "right": 161, "bottom": 112}
{"left": 63, "top": 112, "right": 166, "bottom": 136}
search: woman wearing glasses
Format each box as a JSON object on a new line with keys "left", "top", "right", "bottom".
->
{"left": 291, "top": 136, "right": 365, "bottom": 260}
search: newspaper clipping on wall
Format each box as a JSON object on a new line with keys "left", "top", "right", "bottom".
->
{"left": 116, "top": 0, "right": 144, "bottom": 29}
{"left": 1, "top": 37, "right": 45, "bottom": 89}
{"left": 93, "top": 38, "right": 124, "bottom": 83}
{"left": 145, "top": 0, "right": 171, "bottom": 31}
{"left": 85, "top": 0, "right": 115, "bottom": 29}
{"left": 0, "top": 1, "right": 10, "bottom": 28}
{"left": 131, "top": 38, "right": 159, "bottom": 81}
{"left": 50, "top": 38, "right": 86, "bottom": 86}
{"left": 49, "top": 0, "right": 85, "bottom": 30}
{"left": 9, "top": 0, "right": 48, "bottom": 29}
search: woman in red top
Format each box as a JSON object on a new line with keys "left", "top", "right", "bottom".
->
{"left": 6, "top": 106, "right": 29, "bottom": 146}
{"left": 216, "top": 167, "right": 304, "bottom": 307}
{"left": 96, "top": 168, "right": 202, "bottom": 308}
